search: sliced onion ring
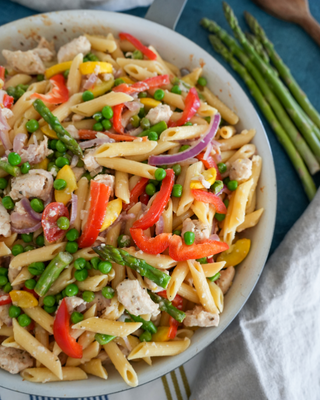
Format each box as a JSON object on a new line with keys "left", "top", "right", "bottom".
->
{"left": 70, "top": 193, "right": 78, "bottom": 226}
{"left": 12, "top": 221, "right": 42, "bottom": 234}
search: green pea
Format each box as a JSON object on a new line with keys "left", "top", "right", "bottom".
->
{"left": 3, "top": 282, "right": 12, "bottom": 293}
{"left": 83, "top": 291, "right": 95, "bottom": 303}
{"left": 218, "top": 162, "right": 227, "bottom": 174}
{"left": 172, "top": 184, "right": 183, "bottom": 197}
{"left": 65, "top": 283, "right": 79, "bottom": 297}
{"left": 6, "top": 86, "right": 16, "bottom": 98}
{"left": 171, "top": 85, "right": 181, "bottom": 94}
{"left": 140, "top": 117, "right": 150, "bottom": 130}
{"left": 102, "top": 105, "right": 114, "bottom": 120}
{"left": 114, "top": 78, "right": 125, "bottom": 87}
{"left": 44, "top": 305, "right": 57, "bottom": 314}
{"left": 55, "top": 151, "right": 66, "bottom": 158}
{"left": 91, "top": 257, "right": 101, "bottom": 270}
{"left": 139, "top": 331, "right": 152, "bottom": 342}
{"left": 55, "top": 157, "right": 69, "bottom": 168}
{"left": 66, "top": 228, "right": 79, "bottom": 242}
{"left": 117, "top": 234, "right": 131, "bottom": 248}
{"left": 55, "top": 293, "right": 63, "bottom": 303}
{"left": 155, "top": 168, "right": 166, "bottom": 181}
{"left": 196, "top": 257, "right": 207, "bottom": 264}
{"left": 57, "top": 217, "right": 70, "bottom": 231}
{"left": 172, "top": 164, "right": 181, "bottom": 176}
{"left": 21, "top": 162, "right": 31, "bottom": 174}
{"left": 37, "top": 74, "right": 45, "bottom": 81}
{"left": 208, "top": 272, "right": 221, "bottom": 282}
{"left": 83, "top": 56, "right": 89, "bottom": 62}
{"left": 43, "top": 295, "right": 56, "bottom": 307}
{"left": 148, "top": 131, "right": 158, "bottom": 141}
{"left": 18, "top": 314, "right": 32, "bottom": 327}
{"left": 93, "top": 112, "right": 103, "bottom": 122}
{"left": 93, "top": 122, "right": 103, "bottom": 131}
{"left": 0, "top": 276, "right": 8, "bottom": 286}
{"left": 130, "top": 114, "right": 140, "bottom": 128}
{"left": 28, "top": 262, "right": 45, "bottom": 276}
{"left": 179, "top": 145, "right": 190, "bottom": 152}
{"left": 227, "top": 180, "right": 238, "bottom": 191}
{"left": 145, "top": 183, "right": 156, "bottom": 196}
{"left": 82, "top": 91, "right": 95, "bottom": 102}
{"left": 149, "top": 179, "right": 159, "bottom": 187}
{"left": 25, "top": 279, "right": 36, "bottom": 290}
{"left": 61, "top": 289, "right": 67, "bottom": 298}
{"left": 223, "top": 177, "right": 230, "bottom": 186}
{"left": 133, "top": 50, "right": 144, "bottom": 59}
{"left": 138, "top": 92, "right": 147, "bottom": 98}
{"left": 95, "top": 333, "right": 115, "bottom": 345}
{"left": 224, "top": 198, "right": 229, "bottom": 208}
{"left": 9, "top": 305, "right": 21, "bottom": 318}
{"left": 71, "top": 312, "right": 84, "bottom": 324}
{"left": 173, "top": 229, "right": 181, "bottom": 236}
{"left": 211, "top": 180, "right": 224, "bottom": 194}
{"left": 15, "top": 87, "right": 25, "bottom": 99}
{"left": 197, "top": 77, "right": 207, "bottom": 86}
{"left": 12, "top": 244, "right": 24, "bottom": 256}
{"left": 215, "top": 213, "right": 225, "bottom": 222}
{"left": 17, "top": 84, "right": 29, "bottom": 91}
{"left": 87, "top": 53, "right": 100, "bottom": 61}
{"left": 25, "top": 119, "right": 39, "bottom": 133}
{"left": 35, "top": 234, "right": 45, "bottom": 247}
{"left": 138, "top": 108, "right": 146, "bottom": 118}
{"left": 8, "top": 152, "right": 21, "bottom": 166}
{"left": 21, "top": 233, "right": 33, "bottom": 243}
{"left": 74, "top": 257, "right": 86, "bottom": 270}
{"left": 98, "top": 261, "right": 112, "bottom": 274}
{"left": 49, "top": 139, "right": 58, "bottom": 150}
{"left": 53, "top": 179, "right": 67, "bottom": 191}
{"left": 30, "top": 198, "right": 44, "bottom": 213}
{"left": 154, "top": 89, "right": 165, "bottom": 101}
{"left": 24, "top": 245, "right": 35, "bottom": 252}
{"left": 65, "top": 241, "right": 78, "bottom": 254}
{"left": 183, "top": 122, "right": 193, "bottom": 126}
{"left": 184, "top": 231, "right": 195, "bottom": 245}
{"left": 56, "top": 140, "right": 67, "bottom": 153}
{"left": 0, "top": 178, "right": 8, "bottom": 190}
{"left": 2, "top": 196, "right": 14, "bottom": 210}
{"left": 75, "top": 269, "right": 88, "bottom": 282}
{"left": 0, "top": 267, "right": 8, "bottom": 276}
{"left": 63, "top": 69, "right": 70, "bottom": 79}
{"left": 101, "top": 286, "right": 115, "bottom": 299}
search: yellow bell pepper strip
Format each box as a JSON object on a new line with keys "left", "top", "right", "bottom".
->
{"left": 119, "top": 76, "right": 135, "bottom": 84}
{"left": 190, "top": 167, "right": 217, "bottom": 189}
{"left": 152, "top": 326, "right": 171, "bottom": 342}
{"left": 33, "top": 157, "right": 49, "bottom": 170}
{"left": 79, "top": 62, "right": 113, "bottom": 75}
{"left": 41, "top": 124, "right": 58, "bottom": 139}
{"left": 100, "top": 198, "right": 122, "bottom": 232}
{"left": 216, "top": 238, "right": 251, "bottom": 267}
{"left": 90, "top": 78, "right": 114, "bottom": 97}
{"left": 10, "top": 290, "right": 38, "bottom": 308}
{"left": 54, "top": 165, "right": 78, "bottom": 205}
{"left": 139, "top": 97, "right": 161, "bottom": 110}
{"left": 45, "top": 61, "right": 73, "bottom": 79}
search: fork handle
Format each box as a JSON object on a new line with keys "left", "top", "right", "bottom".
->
{"left": 299, "top": 14, "right": 320, "bottom": 47}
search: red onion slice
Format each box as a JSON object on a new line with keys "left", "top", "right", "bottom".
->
{"left": 21, "top": 197, "right": 42, "bottom": 221}
{"left": 203, "top": 141, "right": 213, "bottom": 161}
{"left": 155, "top": 215, "right": 164, "bottom": 235}
{"left": 149, "top": 113, "right": 221, "bottom": 165}
{"left": 70, "top": 193, "right": 78, "bottom": 226}
{"left": 83, "top": 73, "right": 98, "bottom": 90}
{"left": 0, "top": 107, "right": 11, "bottom": 131}
{"left": 79, "top": 136, "right": 115, "bottom": 149}
{"left": 12, "top": 221, "right": 42, "bottom": 234}
{"left": 209, "top": 234, "right": 220, "bottom": 241}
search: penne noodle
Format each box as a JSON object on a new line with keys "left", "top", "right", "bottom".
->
{"left": 72, "top": 318, "right": 142, "bottom": 337}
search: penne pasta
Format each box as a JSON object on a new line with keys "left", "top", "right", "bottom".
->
{"left": 72, "top": 317, "right": 142, "bottom": 337}
{"left": 128, "top": 338, "right": 191, "bottom": 360}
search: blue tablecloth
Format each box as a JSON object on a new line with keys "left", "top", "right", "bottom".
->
{"left": 1, "top": 0, "right": 320, "bottom": 254}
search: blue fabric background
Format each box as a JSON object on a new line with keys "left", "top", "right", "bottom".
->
{"left": 0, "top": 0, "right": 319, "bottom": 254}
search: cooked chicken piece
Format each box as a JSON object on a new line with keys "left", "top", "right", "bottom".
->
{"left": 229, "top": 158, "right": 252, "bottom": 183}
{"left": 181, "top": 218, "right": 210, "bottom": 243}
{"left": 0, "top": 305, "right": 12, "bottom": 327}
{"left": 57, "top": 36, "right": 91, "bottom": 63}
{"left": 116, "top": 279, "right": 160, "bottom": 317}
{"left": 18, "top": 136, "right": 53, "bottom": 165}
{"left": 72, "top": 167, "right": 85, "bottom": 182}
{"left": 93, "top": 174, "right": 115, "bottom": 196}
{"left": 10, "top": 170, "right": 53, "bottom": 201}
{"left": 216, "top": 267, "right": 235, "bottom": 295}
{"left": 146, "top": 104, "right": 173, "bottom": 125}
{"left": 83, "top": 149, "right": 101, "bottom": 173}
{"left": 32, "top": 37, "right": 55, "bottom": 62}
{"left": 183, "top": 305, "right": 219, "bottom": 327}
{"left": 0, "top": 346, "right": 34, "bottom": 374}
{"left": 0, "top": 203, "right": 11, "bottom": 237}
{"left": 2, "top": 50, "right": 46, "bottom": 75}
{"left": 87, "top": 292, "right": 111, "bottom": 317}
{"left": 64, "top": 296, "right": 86, "bottom": 314}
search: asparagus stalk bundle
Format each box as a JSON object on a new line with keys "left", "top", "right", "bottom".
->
{"left": 208, "top": 35, "right": 316, "bottom": 200}
{"left": 244, "top": 11, "right": 320, "bottom": 130}
{"left": 0, "top": 159, "right": 20, "bottom": 177}
{"left": 201, "top": 18, "right": 320, "bottom": 175}
{"left": 148, "top": 290, "right": 186, "bottom": 323}
{"left": 245, "top": 32, "right": 270, "bottom": 64}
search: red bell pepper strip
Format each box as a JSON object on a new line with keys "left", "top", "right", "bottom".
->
{"left": 106, "top": 132, "right": 147, "bottom": 142}
{"left": 130, "top": 228, "right": 171, "bottom": 254}
{"left": 3, "top": 94, "right": 14, "bottom": 109}
{"left": 78, "top": 181, "right": 110, "bottom": 248}
{"left": 42, "top": 202, "right": 69, "bottom": 243}
{"left": 191, "top": 189, "right": 227, "bottom": 214}
{"left": 123, "top": 177, "right": 149, "bottom": 211}
{"left": 31, "top": 74, "right": 69, "bottom": 104}
{"left": 77, "top": 129, "right": 98, "bottom": 140}
{"left": 196, "top": 151, "right": 222, "bottom": 180}
{"left": 157, "top": 291, "right": 183, "bottom": 339}
{"left": 113, "top": 75, "right": 170, "bottom": 94}
{"left": 0, "top": 294, "right": 12, "bottom": 306}
{"left": 113, "top": 104, "right": 125, "bottom": 134}
{"left": 53, "top": 298, "right": 83, "bottom": 359}
{"left": 168, "top": 88, "right": 200, "bottom": 128}
{"left": 119, "top": 32, "right": 157, "bottom": 60}
{"left": 169, "top": 234, "right": 229, "bottom": 262}
{"left": 0, "top": 66, "right": 5, "bottom": 81}
{"left": 132, "top": 169, "right": 174, "bottom": 230}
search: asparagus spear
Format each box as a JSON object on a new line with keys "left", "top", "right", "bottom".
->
{"left": 32, "top": 99, "right": 83, "bottom": 158}
{"left": 93, "top": 244, "right": 171, "bottom": 289}
{"left": 222, "top": 3, "right": 320, "bottom": 160}
{"left": 35, "top": 252, "right": 73, "bottom": 297}
{"left": 201, "top": 18, "right": 320, "bottom": 175}
{"left": 138, "top": 121, "right": 167, "bottom": 137}
{"left": 208, "top": 35, "right": 316, "bottom": 200}
{"left": 245, "top": 32, "right": 269, "bottom": 64}
{"left": 148, "top": 290, "right": 186, "bottom": 323}
{"left": 244, "top": 11, "right": 320, "bottom": 130}
{"left": 126, "top": 311, "right": 157, "bottom": 334}
{"left": 0, "top": 160, "right": 20, "bottom": 177}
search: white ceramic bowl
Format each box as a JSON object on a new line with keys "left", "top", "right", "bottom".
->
{"left": 0, "top": 10, "right": 277, "bottom": 397}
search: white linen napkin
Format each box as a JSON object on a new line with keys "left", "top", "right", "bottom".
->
{"left": 10, "top": 0, "right": 153, "bottom": 12}
{"left": 191, "top": 189, "right": 320, "bottom": 400}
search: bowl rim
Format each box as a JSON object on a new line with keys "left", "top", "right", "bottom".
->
{"left": 0, "top": 9, "right": 277, "bottom": 396}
